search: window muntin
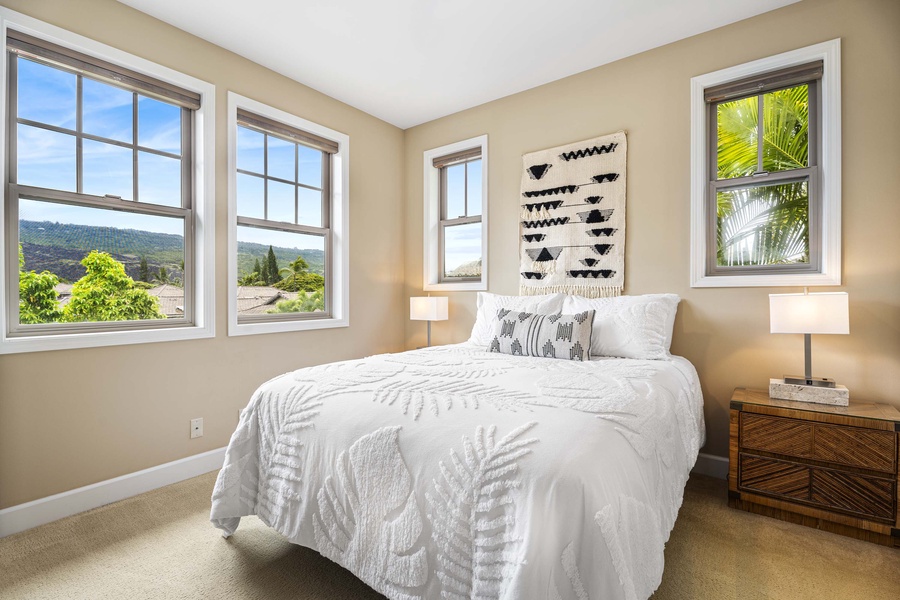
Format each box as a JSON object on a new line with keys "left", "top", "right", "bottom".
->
{"left": 707, "top": 65, "right": 820, "bottom": 274}
{"left": 234, "top": 112, "right": 332, "bottom": 322}
{"left": 6, "top": 36, "right": 196, "bottom": 334}
{"left": 438, "top": 155, "right": 483, "bottom": 282}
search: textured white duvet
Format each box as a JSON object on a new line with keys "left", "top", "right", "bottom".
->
{"left": 210, "top": 343, "right": 705, "bottom": 600}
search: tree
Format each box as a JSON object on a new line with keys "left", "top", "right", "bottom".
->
{"left": 266, "top": 246, "right": 278, "bottom": 285}
{"left": 155, "top": 266, "right": 171, "bottom": 284}
{"left": 138, "top": 257, "right": 150, "bottom": 282}
{"left": 63, "top": 251, "right": 165, "bottom": 322}
{"left": 259, "top": 261, "right": 270, "bottom": 286}
{"left": 267, "top": 289, "right": 325, "bottom": 314}
{"left": 273, "top": 256, "right": 324, "bottom": 292}
{"left": 716, "top": 85, "right": 809, "bottom": 266}
{"left": 18, "top": 245, "right": 62, "bottom": 324}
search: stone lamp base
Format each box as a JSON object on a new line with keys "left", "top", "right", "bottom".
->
{"left": 769, "top": 378, "right": 850, "bottom": 406}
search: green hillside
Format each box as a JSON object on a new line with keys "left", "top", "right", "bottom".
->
{"left": 19, "top": 220, "right": 325, "bottom": 283}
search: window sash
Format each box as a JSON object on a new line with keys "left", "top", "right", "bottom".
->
{"left": 706, "top": 71, "right": 820, "bottom": 276}
{"left": 439, "top": 216, "right": 482, "bottom": 283}
{"left": 237, "top": 109, "right": 338, "bottom": 155}
{"left": 706, "top": 168, "right": 820, "bottom": 276}
{"left": 6, "top": 49, "right": 196, "bottom": 335}
{"left": 235, "top": 217, "right": 332, "bottom": 323}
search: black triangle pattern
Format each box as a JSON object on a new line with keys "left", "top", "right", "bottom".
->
{"left": 522, "top": 234, "right": 546, "bottom": 243}
{"left": 527, "top": 163, "right": 552, "bottom": 180}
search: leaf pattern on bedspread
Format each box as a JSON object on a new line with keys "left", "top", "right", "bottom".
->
{"left": 427, "top": 422, "right": 539, "bottom": 600}
{"left": 373, "top": 380, "right": 537, "bottom": 419}
{"left": 550, "top": 541, "right": 591, "bottom": 600}
{"left": 293, "top": 361, "right": 405, "bottom": 394}
{"left": 384, "top": 354, "right": 514, "bottom": 380}
{"left": 255, "top": 384, "right": 322, "bottom": 536}
{"left": 314, "top": 426, "right": 427, "bottom": 600}
{"left": 595, "top": 495, "right": 665, "bottom": 600}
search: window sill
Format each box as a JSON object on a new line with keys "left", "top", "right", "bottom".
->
{"left": 424, "top": 280, "right": 486, "bottom": 292}
{"left": 691, "top": 271, "right": 841, "bottom": 288}
{"left": 0, "top": 322, "right": 215, "bottom": 354}
{"left": 228, "top": 315, "right": 349, "bottom": 337}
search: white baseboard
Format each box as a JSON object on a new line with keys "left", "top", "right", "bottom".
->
{"left": 0, "top": 447, "right": 226, "bottom": 538}
{"left": 691, "top": 452, "right": 729, "bottom": 480}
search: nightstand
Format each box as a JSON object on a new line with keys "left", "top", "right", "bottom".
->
{"left": 728, "top": 388, "right": 900, "bottom": 548}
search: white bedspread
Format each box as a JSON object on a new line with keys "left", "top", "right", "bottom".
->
{"left": 210, "top": 343, "right": 705, "bottom": 600}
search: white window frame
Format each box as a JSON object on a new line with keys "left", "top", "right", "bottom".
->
{"left": 690, "top": 39, "right": 841, "bottom": 288}
{"left": 227, "top": 92, "right": 349, "bottom": 336}
{"left": 423, "top": 135, "right": 488, "bottom": 291}
{"left": 0, "top": 7, "right": 216, "bottom": 354}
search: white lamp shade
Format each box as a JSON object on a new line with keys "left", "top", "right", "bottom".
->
{"left": 410, "top": 296, "right": 448, "bottom": 321}
{"left": 769, "top": 292, "right": 849, "bottom": 334}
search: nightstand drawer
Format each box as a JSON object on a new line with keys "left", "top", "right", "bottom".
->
{"left": 741, "top": 413, "right": 813, "bottom": 458}
{"left": 811, "top": 468, "right": 895, "bottom": 521}
{"left": 813, "top": 425, "right": 896, "bottom": 473}
{"left": 739, "top": 454, "right": 810, "bottom": 500}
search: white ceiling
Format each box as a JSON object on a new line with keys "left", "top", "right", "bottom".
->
{"left": 117, "top": 0, "right": 799, "bottom": 129}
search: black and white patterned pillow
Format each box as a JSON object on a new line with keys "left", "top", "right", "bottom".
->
{"left": 487, "top": 309, "right": 594, "bottom": 361}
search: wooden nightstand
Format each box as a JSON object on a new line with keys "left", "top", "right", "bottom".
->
{"left": 729, "top": 388, "right": 900, "bottom": 548}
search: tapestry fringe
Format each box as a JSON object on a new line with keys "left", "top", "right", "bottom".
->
{"left": 520, "top": 207, "right": 552, "bottom": 220}
{"left": 529, "top": 260, "right": 556, "bottom": 274}
{"left": 519, "top": 284, "right": 622, "bottom": 298}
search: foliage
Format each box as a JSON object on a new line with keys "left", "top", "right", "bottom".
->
{"left": 155, "top": 266, "right": 171, "bottom": 284}
{"left": 139, "top": 257, "right": 150, "bottom": 282}
{"left": 266, "top": 246, "right": 279, "bottom": 285}
{"left": 18, "top": 245, "right": 62, "bottom": 324}
{"left": 63, "top": 251, "right": 165, "bottom": 322}
{"left": 267, "top": 289, "right": 325, "bottom": 314}
{"left": 715, "top": 85, "right": 810, "bottom": 266}
{"left": 273, "top": 256, "right": 324, "bottom": 292}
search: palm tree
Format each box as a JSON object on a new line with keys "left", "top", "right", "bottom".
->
{"left": 715, "top": 85, "right": 810, "bottom": 266}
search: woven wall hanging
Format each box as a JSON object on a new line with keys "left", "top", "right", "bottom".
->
{"left": 519, "top": 131, "right": 626, "bottom": 297}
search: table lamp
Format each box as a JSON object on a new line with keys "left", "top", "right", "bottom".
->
{"left": 769, "top": 290, "right": 849, "bottom": 405}
{"left": 410, "top": 296, "right": 448, "bottom": 347}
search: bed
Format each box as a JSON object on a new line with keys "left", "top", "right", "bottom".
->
{"left": 210, "top": 336, "right": 705, "bottom": 600}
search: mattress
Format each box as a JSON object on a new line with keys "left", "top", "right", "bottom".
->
{"left": 210, "top": 342, "right": 705, "bottom": 600}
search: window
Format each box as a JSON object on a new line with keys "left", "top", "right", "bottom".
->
{"left": 0, "top": 16, "right": 215, "bottom": 354}
{"left": 690, "top": 40, "right": 841, "bottom": 287}
{"left": 423, "top": 136, "right": 488, "bottom": 291}
{"left": 227, "top": 93, "right": 349, "bottom": 336}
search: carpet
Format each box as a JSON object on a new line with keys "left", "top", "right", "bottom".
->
{"left": 1, "top": 472, "right": 897, "bottom": 599}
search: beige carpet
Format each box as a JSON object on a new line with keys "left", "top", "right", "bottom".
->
{"left": 1, "top": 473, "right": 898, "bottom": 599}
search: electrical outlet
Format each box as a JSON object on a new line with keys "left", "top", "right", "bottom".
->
{"left": 190, "top": 417, "right": 203, "bottom": 439}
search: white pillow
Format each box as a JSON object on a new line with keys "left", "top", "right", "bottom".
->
{"left": 562, "top": 294, "right": 680, "bottom": 360}
{"left": 469, "top": 292, "right": 565, "bottom": 346}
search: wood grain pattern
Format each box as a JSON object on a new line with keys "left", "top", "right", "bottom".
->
{"left": 811, "top": 469, "right": 894, "bottom": 521}
{"left": 740, "top": 454, "right": 810, "bottom": 500}
{"left": 813, "top": 425, "right": 896, "bottom": 473}
{"left": 741, "top": 413, "right": 813, "bottom": 458}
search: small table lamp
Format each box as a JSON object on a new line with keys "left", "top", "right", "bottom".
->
{"left": 769, "top": 290, "right": 849, "bottom": 405}
{"left": 410, "top": 296, "right": 448, "bottom": 347}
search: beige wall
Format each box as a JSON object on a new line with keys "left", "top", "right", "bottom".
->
{"left": 0, "top": 0, "right": 407, "bottom": 508}
{"left": 403, "top": 0, "right": 900, "bottom": 459}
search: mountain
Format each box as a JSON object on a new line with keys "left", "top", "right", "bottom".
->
{"left": 19, "top": 220, "right": 325, "bottom": 283}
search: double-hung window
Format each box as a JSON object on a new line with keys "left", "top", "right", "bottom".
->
{"left": 423, "top": 135, "right": 488, "bottom": 291}
{"left": 228, "top": 93, "right": 349, "bottom": 335}
{"left": 1, "top": 23, "right": 215, "bottom": 353}
{"left": 690, "top": 40, "right": 841, "bottom": 287}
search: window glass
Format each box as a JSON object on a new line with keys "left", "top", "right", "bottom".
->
{"left": 267, "top": 180, "right": 295, "bottom": 224}
{"left": 17, "top": 57, "right": 76, "bottom": 129}
{"left": 82, "top": 77, "right": 133, "bottom": 143}
{"left": 267, "top": 135, "right": 294, "bottom": 182}
{"left": 138, "top": 151, "right": 181, "bottom": 207}
{"left": 237, "top": 125, "right": 264, "bottom": 174}
{"left": 236, "top": 225, "right": 326, "bottom": 314}
{"left": 297, "top": 144, "right": 322, "bottom": 188}
{"left": 138, "top": 96, "right": 181, "bottom": 154}
{"left": 82, "top": 139, "right": 133, "bottom": 199}
{"left": 443, "top": 221, "right": 482, "bottom": 279}
{"left": 237, "top": 173, "right": 264, "bottom": 219}
{"left": 716, "top": 181, "right": 809, "bottom": 267}
{"left": 716, "top": 96, "right": 757, "bottom": 180}
{"left": 17, "top": 125, "right": 76, "bottom": 191}
{"left": 467, "top": 159, "right": 482, "bottom": 215}
{"left": 761, "top": 85, "right": 809, "bottom": 172}
{"left": 18, "top": 198, "right": 185, "bottom": 324}
{"left": 445, "top": 163, "right": 466, "bottom": 218}
{"left": 298, "top": 186, "right": 322, "bottom": 228}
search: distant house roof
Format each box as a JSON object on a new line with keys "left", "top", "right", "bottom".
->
{"left": 52, "top": 283, "right": 302, "bottom": 318}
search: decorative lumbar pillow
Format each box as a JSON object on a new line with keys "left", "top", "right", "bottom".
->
{"left": 487, "top": 309, "right": 594, "bottom": 361}
{"left": 563, "top": 293, "right": 679, "bottom": 360}
{"left": 468, "top": 292, "right": 565, "bottom": 346}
